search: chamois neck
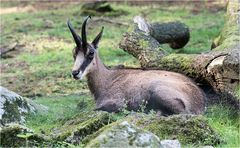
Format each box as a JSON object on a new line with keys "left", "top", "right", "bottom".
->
{"left": 86, "top": 54, "right": 111, "bottom": 99}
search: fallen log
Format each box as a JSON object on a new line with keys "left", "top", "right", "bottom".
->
{"left": 119, "top": 0, "right": 239, "bottom": 107}
{"left": 150, "top": 21, "right": 190, "bottom": 49}
{"left": 132, "top": 16, "right": 190, "bottom": 49}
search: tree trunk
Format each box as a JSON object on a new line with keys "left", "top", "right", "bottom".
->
{"left": 119, "top": 1, "right": 239, "bottom": 106}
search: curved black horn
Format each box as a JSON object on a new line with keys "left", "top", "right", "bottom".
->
{"left": 82, "top": 16, "right": 91, "bottom": 49}
{"left": 67, "top": 20, "right": 81, "bottom": 47}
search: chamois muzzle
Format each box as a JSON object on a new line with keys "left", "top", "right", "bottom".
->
{"left": 72, "top": 70, "right": 79, "bottom": 79}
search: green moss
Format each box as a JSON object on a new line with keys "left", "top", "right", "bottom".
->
{"left": 234, "top": 86, "right": 240, "bottom": 100}
{"left": 81, "top": 113, "right": 129, "bottom": 146}
{"left": 127, "top": 24, "right": 136, "bottom": 33}
{"left": 0, "top": 124, "right": 27, "bottom": 147}
{"left": 2, "top": 100, "right": 21, "bottom": 124}
{"left": 122, "top": 30, "right": 167, "bottom": 67}
{"left": 150, "top": 53, "right": 195, "bottom": 77}
{"left": 86, "top": 120, "right": 161, "bottom": 148}
{"left": 214, "top": 34, "right": 240, "bottom": 51}
{"left": 52, "top": 111, "right": 115, "bottom": 145}
{"left": 139, "top": 39, "right": 150, "bottom": 49}
{"left": 211, "top": 35, "right": 221, "bottom": 49}
{"left": 0, "top": 124, "right": 49, "bottom": 147}
{"left": 131, "top": 114, "right": 222, "bottom": 146}
{"left": 213, "top": 2, "right": 240, "bottom": 51}
{"left": 1, "top": 96, "right": 32, "bottom": 124}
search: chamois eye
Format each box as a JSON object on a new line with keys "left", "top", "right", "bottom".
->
{"left": 88, "top": 51, "right": 94, "bottom": 59}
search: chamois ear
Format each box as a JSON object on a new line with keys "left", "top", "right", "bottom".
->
{"left": 92, "top": 26, "right": 104, "bottom": 49}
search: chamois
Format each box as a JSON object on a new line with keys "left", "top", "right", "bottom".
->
{"left": 67, "top": 16, "right": 206, "bottom": 115}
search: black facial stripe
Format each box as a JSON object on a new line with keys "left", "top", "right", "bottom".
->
{"left": 79, "top": 56, "right": 93, "bottom": 72}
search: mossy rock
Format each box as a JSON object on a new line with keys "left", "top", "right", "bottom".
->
{"left": 0, "top": 123, "right": 48, "bottom": 147}
{"left": 127, "top": 113, "right": 222, "bottom": 146}
{"left": 0, "top": 86, "right": 48, "bottom": 126}
{"left": 51, "top": 111, "right": 115, "bottom": 145}
{"left": 86, "top": 121, "right": 162, "bottom": 148}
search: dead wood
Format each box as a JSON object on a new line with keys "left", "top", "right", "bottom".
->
{"left": 119, "top": 0, "right": 240, "bottom": 107}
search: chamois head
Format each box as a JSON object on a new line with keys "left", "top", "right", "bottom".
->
{"left": 67, "top": 16, "right": 104, "bottom": 80}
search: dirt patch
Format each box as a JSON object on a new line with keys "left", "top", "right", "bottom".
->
{"left": 191, "top": 1, "right": 226, "bottom": 15}
{"left": 24, "top": 36, "right": 70, "bottom": 55}
{"left": 0, "top": 6, "right": 35, "bottom": 15}
{"left": 0, "top": 2, "right": 78, "bottom": 15}
{"left": 0, "top": 1, "right": 226, "bottom": 17}
{"left": 31, "top": 2, "right": 76, "bottom": 11}
{"left": 0, "top": 60, "right": 29, "bottom": 73}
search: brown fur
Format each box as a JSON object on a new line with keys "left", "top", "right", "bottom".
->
{"left": 86, "top": 54, "right": 206, "bottom": 115}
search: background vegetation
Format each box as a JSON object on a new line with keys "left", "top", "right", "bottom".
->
{"left": 1, "top": 1, "right": 238, "bottom": 147}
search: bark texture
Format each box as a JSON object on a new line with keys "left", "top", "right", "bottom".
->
{"left": 150, "top": 22, "right": 190, "bottom": 49}
{"left": 119, "top": 1, "right": 239, "bottom": 104}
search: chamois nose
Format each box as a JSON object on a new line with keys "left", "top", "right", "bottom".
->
{"left": 72, "top": 70, "right": 79, "bottom": 78}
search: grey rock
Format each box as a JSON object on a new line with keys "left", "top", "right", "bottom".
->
{"left": 0, "top": 86, "right": 47, "bottom": 126}
{"left": 202, "top": 146, "right": 214, "bottom": 148}
{"left": 128, "top": 113, "right": 222, "bottom": 146}
{"left": 86, "top": 121, "right": 162, "bottom": 148}
{"left": 161, "top": 140, "right": 181, "bottom": 148}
